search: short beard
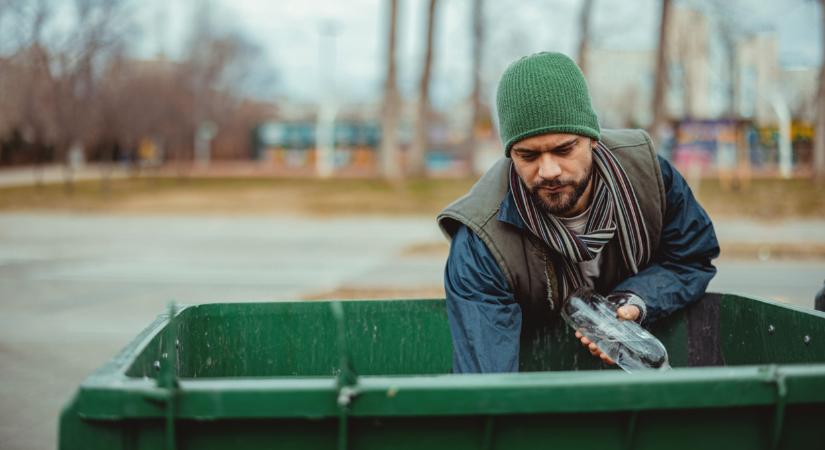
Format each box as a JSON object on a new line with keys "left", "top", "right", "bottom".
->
{"left": 529, "top": 163, "right": 593, "bottom": 216}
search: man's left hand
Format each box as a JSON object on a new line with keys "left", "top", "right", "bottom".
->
{"left": 575, "top": 304, "right": 641, "bottom": 365}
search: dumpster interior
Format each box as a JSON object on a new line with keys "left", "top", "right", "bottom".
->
{"left": 124, "top": 294, "right": 825, "bottom": 379}
{"left": 58, "top": 294, "right": 825, "bottom": 450}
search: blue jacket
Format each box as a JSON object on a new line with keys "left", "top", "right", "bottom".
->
{"left": 444, "top": 156, "right": 720, "bottom": 373}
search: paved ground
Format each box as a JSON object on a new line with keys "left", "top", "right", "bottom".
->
{"left": 0, "top": 213, "right": 823, "bottom": 449}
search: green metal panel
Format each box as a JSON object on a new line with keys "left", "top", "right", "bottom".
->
{"left": 719, "top": 295, "right": 825, "bottom": 365}
{"left": 127, "top": 298, "right": 692, "bottom": 378}
{"left": 126, "top": 299, "right": 453, "bottom": 378}
{"left": 60, "top": 294, "right": 825, "bottom": 450}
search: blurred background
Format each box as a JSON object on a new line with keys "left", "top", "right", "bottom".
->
{"left": 0, "top": 0, "right": 824, "bottom": 449}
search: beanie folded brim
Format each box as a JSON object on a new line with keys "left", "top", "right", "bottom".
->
{"left": 505, "top": 125, "right": 600, "bottom": 157}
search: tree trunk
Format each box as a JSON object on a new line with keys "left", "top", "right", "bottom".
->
{"left": 815, "top": 0, "right": 825, "bottom": 182}
{"left": 60, "top": 142, "right": 75, "bottom": 195}
{"left": 464, "top": 0, "right": 483, "bottom": 175}
{"left": 650, "top": 0, "right": 672, "bottom": 145}
{"left": 380, "top": 0, "right": 402, "bottom": 180}
{"left": 409, "top": 0, "right": 438, "bottom": 178}
{"left": 100, "top": 141, "right": 115, "bottom": 196}
{"left": 577, "top": 0, "right": 594, "bottom": 77}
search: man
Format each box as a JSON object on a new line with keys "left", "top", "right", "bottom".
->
{"left": 437, "top": 52, "right": 719, "bottom": 373}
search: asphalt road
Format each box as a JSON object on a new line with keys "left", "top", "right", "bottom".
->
{"left": 0, "top": 213, "right": 823, "bottom": 449}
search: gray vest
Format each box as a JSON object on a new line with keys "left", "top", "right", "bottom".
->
{"left": 437, "top": 129, "right": 666, "bottom": 331}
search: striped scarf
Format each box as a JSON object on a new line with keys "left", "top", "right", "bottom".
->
{"left": 509, "top": 142, "right": 652, "bottom": 302}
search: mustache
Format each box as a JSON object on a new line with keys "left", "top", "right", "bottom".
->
{"left": 531, "top": 179, "right": 574, "bottom": 190}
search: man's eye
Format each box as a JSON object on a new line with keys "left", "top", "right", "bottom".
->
{"left": 520, "top": 153, "right": 538, "bottom": 161}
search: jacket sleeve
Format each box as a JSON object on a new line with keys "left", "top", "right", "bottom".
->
{"left": 612, "top": 156, "right": 720, "bottom": 323}
{"left": 444, "top": 225, "right": 521, "bottom": 373}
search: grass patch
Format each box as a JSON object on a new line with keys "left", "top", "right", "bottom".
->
{"left": 400, "top": 241, "right": 450, "bottom": 258}
{"left": 303, "top": 285, "right": 446, "bottom": 300}
{"left": 692, "top": 177, "right": 825, "bottom": 220}
{"left": 0, "top": 176, "right": 474, "bottom": 216}
{"left": 720, "top": 242, "right": 825, "bottom": 260}
{"left": 0, "top": 174, "right": 823, "bottom": 219}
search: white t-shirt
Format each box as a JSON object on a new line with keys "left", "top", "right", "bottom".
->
{"left": 556, "top": 206, "right": 601, "bottom": 288}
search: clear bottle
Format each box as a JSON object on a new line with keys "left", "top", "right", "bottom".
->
{"left": 561, "top": 287, "right": 671, "bottom": 372}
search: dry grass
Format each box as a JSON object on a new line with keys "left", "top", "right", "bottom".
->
{"left": 0, "top": 174, "right": 823, "bottom": 219}
{"left": 302, "top": 285, "right": 446, "bottom": 300}
{"left": 720, "top": 242, "right": 825, "bottom": 260}
{"left": 693, "top": 177, "right": 825, "bottom": 220}
{"left": 0, "top": 176, "right": 473, "bottom": 217}
{"left": 398, "top": 241, "right": 825, "bottom": 261}
{"left": 399, "top": 241, "right": 450, "bottom": 257}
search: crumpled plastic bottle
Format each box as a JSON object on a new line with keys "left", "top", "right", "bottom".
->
{"left": 561, "top": 287, "right": 671, "bottom": 372}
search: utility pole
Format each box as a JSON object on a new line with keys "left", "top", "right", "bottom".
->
{"left": 650, "top": 0, "right": 672, "bottom": 145}
{"left": 380, "top": 0, "right": 401, "bottom": 180}
{"left": 317, "top": 20, "right": 340, "bottom": 178}
{"left": 577, "top": 0, "right": 594, "bottom": 77}
{"left": 466, "top": 0, "right": 484, "bottom": 175}
{"left": 409, "top": 0, "right": 438, "bottom": 178}
{"left": 815, "top": 0, "right": 825, "bottom": 182}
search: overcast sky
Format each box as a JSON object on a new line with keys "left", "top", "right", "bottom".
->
{"left": 131, "top": 0, "right": 822, "bottom": 107}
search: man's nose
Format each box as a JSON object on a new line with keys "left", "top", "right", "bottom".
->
{"left": 537, "top": 154, "right": 562, "bottom": 180}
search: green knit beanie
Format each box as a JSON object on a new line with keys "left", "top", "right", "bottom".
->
{"left": 496, "top": 52, "right": 600, "bottom": 156}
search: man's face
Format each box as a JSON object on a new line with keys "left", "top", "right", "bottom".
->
{"left": 510, "top": 133, "right": 595, "bottom": 217}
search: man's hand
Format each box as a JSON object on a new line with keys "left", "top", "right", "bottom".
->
{"left": 617, "top": 304, "right": 641, "bottom": 321}
{"left": 575, "top": 305, "right": 641, "bottom": 365}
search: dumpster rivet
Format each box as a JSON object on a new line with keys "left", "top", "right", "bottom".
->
{"left": 804, "top": 335, "right": 811, "bottom": 345}
{"left": 175, "top": 339, "right": 180, "bottom": 349}
{"left": 153, "top": 360, "right": 161, "bottom": 371}
{"left": 162, "top": 352, "right": 168, "bottom": 360}
{"left": 768, "top": 325, "right": 775, "bottom": 334}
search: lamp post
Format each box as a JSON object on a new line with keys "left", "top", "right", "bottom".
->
{"left": 316, "top": 20, "right": 340, "bottom": 178}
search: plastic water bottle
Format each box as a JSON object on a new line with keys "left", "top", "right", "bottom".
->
{"left": 561, "top": 287, "right": 671, "bottom": 372}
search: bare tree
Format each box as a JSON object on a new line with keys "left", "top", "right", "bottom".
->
{"left": 815, "top": 0, "right": 825, "bottom": 182}
{"left": 380, "top": 0, "right": 402, "bottom": 180}
{"left": 672, "top": 22, "right": 694, "bottom": 120}
{"left": 39, "top": 0, "right": 134, "bottom": 192}
{"left": 458, "top": 0, "right": 485, "bottom": 175}
{"left": 709, "top": 0, "right": 752, "bottom": 190}
{"left": 7, "top": 0, "right": 57, "bottom": 186}
{"left": 0, "top": 0, "right": 274, "bottom": 185}
{"left": 650, "top": 0, "right": 672, "bottom": 143}
{"left": 180, "top": 1, "right": 272, "bottom": 174}
{"left": 409, "top": 0, "right": 438, "bottom": 178}
{"left": 710, "top": 1, "right": 739, "bottom": 118}
{"left": 577, "top": 0, "right": 594, "bottom": 76}
{"left": 94, "top": 48, "right": 123, "bottom": 193}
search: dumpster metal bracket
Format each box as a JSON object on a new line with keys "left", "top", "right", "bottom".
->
{"left": 331, "top": 301, "right": 359, "bottom": 450}
{"left": 623, "top": 411, "right": 639, "bottom": 450}
{"left": 480, "top": 416, "right": 496, "bottom": 450}
{"left": 765, "top": 365, "right": 787, "bottom": 450}
{"left": 143, "top": 302, "right": 180, "bottom": 450}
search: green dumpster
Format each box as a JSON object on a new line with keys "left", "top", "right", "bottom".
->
{"left": 60, "top": 294, "right": 825, "bottom": 449}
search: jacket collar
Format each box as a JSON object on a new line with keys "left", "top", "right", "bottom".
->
{"left": 497, "top": 187, "right": 525, "bottom": 230}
